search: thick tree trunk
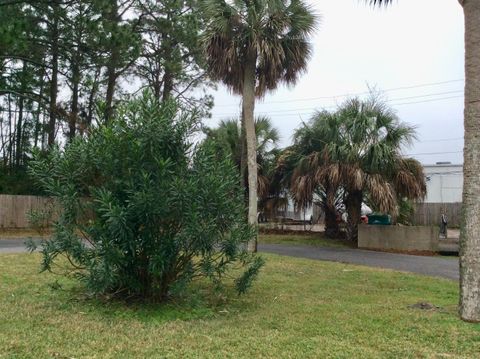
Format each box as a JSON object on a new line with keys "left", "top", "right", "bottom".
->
{"left": 459, "top": 0, "right": 480, "bottom": 323}
{"left": 324, "top": 184, "right": 340, "bottom": 238}
{"left": 242, "top": 53, "right": 258, "bottom": 252}
{"left": 345, "top": 191, "right": 362, "bottom": 242}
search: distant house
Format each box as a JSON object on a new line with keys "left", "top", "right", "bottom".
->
{"left": 423, "top": 162, "right": 463, "bottom": 203}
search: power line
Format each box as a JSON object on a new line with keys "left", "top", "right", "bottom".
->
{"left": 211, "top": 94, "right": 465, "bottom": 119}
{"left": 212, "top": 91, "right": 464, "bottom": 117}
{"left": 214, "top": 78, "right": 465, "bottom": 108}
{"left": 405, "top": 150, "right": 463, "bottom": 156}
{"left": 421, "top": 137, "right": 463, "bottom": 143}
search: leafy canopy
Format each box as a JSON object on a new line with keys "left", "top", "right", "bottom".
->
{"left": 201, "top": 0, "right": 318, "bottom": 96}
{"left": 28, "top": 93, "right": 263, "bottom": 301}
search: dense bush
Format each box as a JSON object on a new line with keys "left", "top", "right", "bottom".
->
{"left": 28, "top": 94, "right": 263, "bottom": 301}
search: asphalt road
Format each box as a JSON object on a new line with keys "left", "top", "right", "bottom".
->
{"left": 258, "top": 243, "right": 459, "bottom": 280}
{"left": 0, "top": 238, "right": 459, "bottom": 280}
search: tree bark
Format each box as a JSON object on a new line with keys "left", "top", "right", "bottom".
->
{"left": 104, "top": 1, "right": 119, "bottom": 124}
{"left": 324, "top": 183, "right": 340, "bottom": 238}
{"left": 242, "top": 52, "right": 258, "bottom": 252}
{"left": 459, "top": 0, "right": 480, "bottom": 323}
{"left": 15, "top": 96, "right": 23, "bottom": 167}
{"left": 345, "top": 190, "right": 362, "bottom": 242}
{"left": 69, "top": 59, "right": 80, "bottom": 141}
{"left": 48, "top": 3, "right": 59, "bottom": 146}
{"left": 240, "top": 107, "right": 248, "bottom": 206}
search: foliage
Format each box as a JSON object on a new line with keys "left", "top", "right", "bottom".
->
{"left": 282, "top": 96, "right": 426, "bottom": 241}
{"left": 0, "top": 166, "right": 44, "bottom": 195}
{"left": 203, "top": 116, "right": 280, "bottom": 199}
{"left": 396, "top": 198, "right": 414, "bottom": 226}
{"left": 28, "top": 94, "right": 263, "bottom": 301}
{"left": 201, "top": 0, "right": 318, "bottom": 97}
{"left": 0, "top": 0, "right": 211, "bottom": 182}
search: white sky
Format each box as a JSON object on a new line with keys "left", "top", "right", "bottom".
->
{"left": 204, "top": 0, "right": 465, "bottom": 165}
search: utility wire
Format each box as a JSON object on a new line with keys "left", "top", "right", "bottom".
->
{"left": 211, "top": 94, "right": 465, "bottom": 119}
{"left": 212, "top": 91, "right": 464, "bottom": 117}
{"left": 214, "top": 78, "right": 465, "bottom": 108}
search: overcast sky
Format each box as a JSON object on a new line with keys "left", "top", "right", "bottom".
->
{"left": 204, "top": 0, "right": 465, "bottom": 165}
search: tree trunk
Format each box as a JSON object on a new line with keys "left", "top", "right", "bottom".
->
{"left": 104, "top": 0, "right": 119, "bottom": 124}
{"left": 48, "top": 4, "right": 59, "bottom": 146}
{"left": 15, "top": 96, "right": 23, "bottom": 167}
{"left": 459, "top": 0, "right": 480, "bottom": 323}
{"left": 345, "top": 190, "right": 362, "bottom": 242}
{"left": 324, "top": 183, "right": 340, "bottom": 238}
{"left": 240, "top": 107, "right": 248, "bottom": 206}
{"left": 242, "top": 53, "right": 258, "bottom": 252}
{"left": 69, "top": 60, "right": 80, "bottom": 141}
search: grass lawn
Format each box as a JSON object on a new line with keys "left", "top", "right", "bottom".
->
{"left": 1, "top": 253, "right": 479, "bottom": 358}
{"left": 259, "top": 232, "right": 352, "bottom": 248}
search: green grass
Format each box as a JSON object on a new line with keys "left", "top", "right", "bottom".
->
{"left": 259, "top": 232, "right": 351, "bottom": 248}
{"left": 1, "top": 253, "right": 479, "bottom": 358}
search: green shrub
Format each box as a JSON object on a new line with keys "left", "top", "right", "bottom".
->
{"left": 28, "top": 94, "right": 263, "bottom": 301}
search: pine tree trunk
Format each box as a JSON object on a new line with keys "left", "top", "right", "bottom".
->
{"left": 242, "top": 53, "right": 258, "bottom": 252}
{"left": 345, "top": 191, "right": 362, "bottom": 242}
{"left": 104, "top": 1, "right": 119, "bottom": 124}
{"left": 459, "top": 0, "right": 480, "bottom": 323}
{"left": 69, "top": 60, "right": 80, "bottom": 141}
{"left": 48, "top": 4, "right": 59, "bottom": 146}
{"left": 15, "top": 96, "right": 23, "bottom": 167}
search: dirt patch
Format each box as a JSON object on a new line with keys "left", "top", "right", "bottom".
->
{"left": 408, "top": 302, "right": 442, "bottom": 311}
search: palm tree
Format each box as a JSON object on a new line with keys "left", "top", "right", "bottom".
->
{"left": 203, "top": 116, "right": 280, "bottom": 203}
{"left": 290, "top": 97, "right": 426, "bottom": 242}
{"left": 280, "top": 111, "right": 343, "bottom": 238}
{"left": 201, "top": 0, "right": 317, "bottom": 251}
{"left": 370, "top": 0, "right": 480, "bottom": 325}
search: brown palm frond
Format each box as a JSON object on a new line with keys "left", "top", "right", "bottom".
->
{"left": 394, "top": 157, "right": 426, "bottom": 200}
{"left": 365, "top": 174, "right": 397, "bottom": 215}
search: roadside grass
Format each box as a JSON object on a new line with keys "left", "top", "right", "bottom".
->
{"left": 259, "top": 232, "right": 352, "bottom": 248}
{"left": 1, "top": 253, "right": 479, "bottom": 358}
{"left": 0, "top": 228, "right": 50, "bottom": 239}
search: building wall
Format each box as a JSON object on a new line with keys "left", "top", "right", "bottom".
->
{"left": 423, "top": 164, "right": 463, "bottom": 203}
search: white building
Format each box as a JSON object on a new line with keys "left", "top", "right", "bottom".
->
{"left": 423, "top": 163, "right": 463, "bottom": 203}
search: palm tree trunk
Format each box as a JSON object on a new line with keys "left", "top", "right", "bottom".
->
{"left": 324, "top": 183, "right": 340, "bottom": 238}
{"left": 459, "top": 0, "right": 480, "bottom": 323}
{"left": 345, "top": 191, "right": 362, "bottom": 242}
{"left": 240, "top": 107, "right": 248, "bottom": 205}
{"left": 242, "top": 53, "right": 258, "bottom": 252}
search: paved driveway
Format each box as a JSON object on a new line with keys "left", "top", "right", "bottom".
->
{"left": 0, "top": 238, "right": 459, "bottom": 281}
{"left": 259, "top": 243, "right": 459, "bottom": 280}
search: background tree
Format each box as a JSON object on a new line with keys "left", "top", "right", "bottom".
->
{"left": 201, "top": 0, "right": 317, "bottom": 251}
{"left": 0, "top": 0, "right": 211, "bottom": 194}
{"left": 203, "top": 116, "right": 280, "bottom": 207}
{"left": 283, "top": 111, "right": 343, "bottom": 238}
{"left": 371, "top": 0, "right": 480, "bottom": 325}
{"left": 285, "top": 97, "right": 425, "bottom": 242}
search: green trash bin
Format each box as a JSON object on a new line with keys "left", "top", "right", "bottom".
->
{"left": 367, "top": 213, "right": 391, "bottom": 225}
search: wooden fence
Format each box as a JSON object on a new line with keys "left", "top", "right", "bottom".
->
{"left": 410, "top": 202, "right": 462, "bottom": 227}
{"left": 0, "top": 194, "right": 57, "bottom": 229}
{"left": 0, "top": 194, "right": 464, "bottom": 229}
